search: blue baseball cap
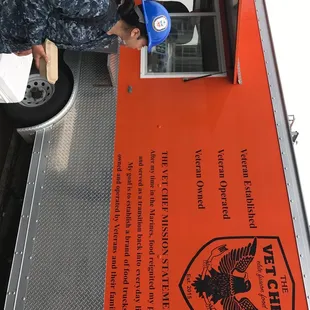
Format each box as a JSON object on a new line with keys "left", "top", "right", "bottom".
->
{"left": 134, "top": 0, "right": 171, "bottom": 52}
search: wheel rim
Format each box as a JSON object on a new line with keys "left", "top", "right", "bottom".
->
{"left": 20, "top": 74, "right": 55, "bottom": 107}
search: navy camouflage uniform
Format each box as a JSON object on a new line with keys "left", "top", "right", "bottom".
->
{"left": 0, "top": 0, "right": 120, "bottom": 53}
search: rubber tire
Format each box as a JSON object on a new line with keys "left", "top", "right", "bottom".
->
{"left": 2, "top": 60, "right": 73, "bottom": 128}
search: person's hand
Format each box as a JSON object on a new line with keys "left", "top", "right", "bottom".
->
{"left": 32, "top": 45, "right": 48, "bottom": 69}
{"left": 15, "top": 49, "right": 32, "bottom": 57}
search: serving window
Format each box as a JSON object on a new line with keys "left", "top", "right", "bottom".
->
{"left": 140, "top": 0, "right": 242, "bottom": 81}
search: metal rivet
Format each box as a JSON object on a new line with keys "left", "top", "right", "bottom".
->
{"left": 157, "top": 125, "right": 162, "bottom": 129}
{"left": 36, "top": 220, "right": 39, "bottom": 223}
{"left": 127, "top": 86, "right": 133, "bottom": 93}
{"left": 23, "top": 297, "right": 26, "bottom": 301}
{"left": 41, "top": 186, "right": 44, "bottom": 189}
{"left": 296, "top": 235, "right": 299, "bottom": 238}
{"left": 293, "top": 217, "right": 296, "bottom": 220}
{"left": 26, "top": 276, "right": 30, "bottom": 279}
{"left": 29, "top": 256, "right": 32, "bottom": 260}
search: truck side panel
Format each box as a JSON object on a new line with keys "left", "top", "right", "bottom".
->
{"left": 103, "top": 0, "right": 309, "bottom": 309}
{"left": 3, "top": 0, "right": 309, "bottom": 309}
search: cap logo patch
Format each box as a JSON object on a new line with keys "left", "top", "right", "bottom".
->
{"left": 152, "top": 15, "right": 168, "bottom": 32}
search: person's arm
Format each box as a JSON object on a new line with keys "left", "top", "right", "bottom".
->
{"left": 23, "top": 0, "right": 54, "bottom": 46}
{"left": 22, "top": 0, "right": 54, "bottom": 67}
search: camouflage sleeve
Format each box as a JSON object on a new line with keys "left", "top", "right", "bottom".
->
{"left": 57, "top": 0, "right": 112, "bottom": 18}
{"left": 23, "top": 0, "right": 114, "bottom": 46}
{"left": 23, "top": 0, "right": 53, "bottom": 45}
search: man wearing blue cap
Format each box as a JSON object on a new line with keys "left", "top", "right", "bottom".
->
{"left": 0, "top": 0, "right": 171, "bottom": 68}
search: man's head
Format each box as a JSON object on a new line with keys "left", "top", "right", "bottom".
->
{"left": 116, "top": 0, "right": 171, "bottom": 51}
{"left": 121, "top": 28, "right": 148, "bottom": 50}
{"left": 119, "top": 5, "right": 149, "bottom": 50}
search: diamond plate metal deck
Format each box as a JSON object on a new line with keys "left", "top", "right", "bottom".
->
{"left": 5, "top": 51, "right": 119, "bottom": 310}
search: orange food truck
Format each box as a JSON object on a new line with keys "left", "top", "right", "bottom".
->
{"left": 2, "top": 0, "right": 310, "bottom": 309}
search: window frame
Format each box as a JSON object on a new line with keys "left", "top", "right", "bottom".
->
{"left": 140, "top": 1, "right": 227, "bottom": 79}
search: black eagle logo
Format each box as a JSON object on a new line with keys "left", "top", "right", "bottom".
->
{"left": 192, "top": 238, "right": 258, "bottom": 310}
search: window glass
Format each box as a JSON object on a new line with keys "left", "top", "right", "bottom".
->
{"left": 147, "top": 16, "right": 220, "bottom": 74}
{"left": 224, "top": 0, "right": 240, "bottom": 57}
